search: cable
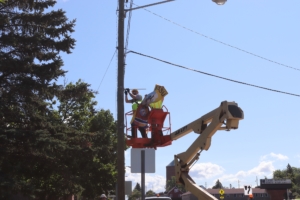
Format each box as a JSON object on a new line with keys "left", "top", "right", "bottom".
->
{"left": 97, "top": 49, "right": 117, "bottom": 93}
{"left": 128, "top": 50, "right": 300, "bottom": 97}
{"left": 125, "top": 0, "right": 133, "bottom": 54}
{"left": 133, "top": 3, "right": 300, "bottom": 72}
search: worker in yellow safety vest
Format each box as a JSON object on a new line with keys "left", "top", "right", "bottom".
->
{"left": 125, "top": 89, "right": 147, "bottom": 138}
{"left": 144, "top": 98, "right": 165, "bottom": 147}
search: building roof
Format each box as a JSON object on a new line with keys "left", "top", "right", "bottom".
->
{"left": 182, "top": 188, "right": 268, "bottom": 196}
{"left": 206, "top": 188, "right": 267, "bottom": 194}
{"left": 166, "top": 160, "right": 174, "bottom": 167}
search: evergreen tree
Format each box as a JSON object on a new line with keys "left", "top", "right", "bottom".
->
{"left": 0, "top": 0, "right": 122, "bottom": 199}
{"left": 0, "top": 0, "right": 77, "bottom": 198}
{"left": 212, "top": 179, "right": 223, "bottom": 189}
{"left": 134, "top": 182, "right": 141, "bottom": 191}
{"left": 287, "top": 164, "right": 295, "bottom": 182}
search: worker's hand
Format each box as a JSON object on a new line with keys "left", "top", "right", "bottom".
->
{"left": 124, "top": 90, "right": 128, "bottom": 95}
{"left": 125, "top": 88, "right": 130, "bottom": 93}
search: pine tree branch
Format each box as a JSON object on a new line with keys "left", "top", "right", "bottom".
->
{"left": 0, "top": 0, "right": 18, "bottom": 11}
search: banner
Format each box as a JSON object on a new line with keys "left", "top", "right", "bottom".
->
{"left": 142, "top": 84, "right": 168, "bottom": 107}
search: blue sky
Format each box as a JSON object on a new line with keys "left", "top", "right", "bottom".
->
{"left": 54, "top": 0, "right": 299, "bottom": 193}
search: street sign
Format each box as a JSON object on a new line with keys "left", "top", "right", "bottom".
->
{"left": 131, "top": 148, "right": 155, "bottom": 173}
{"left": 220, "top": 195, "right": 224, "bottom": 199}
{"left": 219, "top": 189, "right": 225, "bottom": 195}
{"left": 244, "top": 185, "right": 253, "bottom": 195}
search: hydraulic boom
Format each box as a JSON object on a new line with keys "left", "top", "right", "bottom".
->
{"left": 171, "top": 101, "right": 244, "bottom": 200}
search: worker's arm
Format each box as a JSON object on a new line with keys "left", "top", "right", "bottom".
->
{"left": 128, "top": 92, "right": 140, "bottom": 100}
{"left": 125, "top": 94, "right": 133, "bottom": 103}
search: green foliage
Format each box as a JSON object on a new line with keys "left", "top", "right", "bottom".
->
{"left": 146, "top": 189, "right": 156, "bottom": 197}
{"left": 212, "top": 179, "right": 223, "bottom": 189}
{"left": 0, "top": 0, "right": 76, "bottom": 198}
{"left": 134, "top": 182, "right": 141, "bottom": 192}
{"left": 79, "top": 109, "right": 118, "bottom": 198}
{"left": 128, "top": 189, "right": 141, "bottom": 200}
{"left": 166, "top": 176, "right": 186, "bottom": 193}
{"left": 0, "top": 0, "right": 120, "bottom": 199}
{"left": 57, "top": 79, "right": 97, "bottom": 131}
{"left": 273, "top": 164, "right": 300, "bottom": 198}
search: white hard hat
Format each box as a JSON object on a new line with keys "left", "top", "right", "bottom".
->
{"left": 100, "top": 194, "right": 107, "bottom": 198}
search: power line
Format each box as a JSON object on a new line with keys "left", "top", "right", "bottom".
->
{"left": 125, "top": 0, "right": 133, "bottom": 53}
{"left": 97, "top": 49, "right": 117, "bottom": 93}
{"left": 128, "top": 50, "right": 300, "bottom": 97}
{"left": 133, "top": 3, "right": 300, "bottom": 72}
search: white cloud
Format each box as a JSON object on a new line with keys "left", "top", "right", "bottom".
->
{"left": 189, "top": 162, "right": 225, "bottom": 179}
{"left": 260, "top": 152, "right": 288, "bottom": 161}
{"left": 125, "top": 167, "right": 166, "bottom": 193}
{"left": 211, "top": 161, "right": 275, "bottom": 188}
{"left": 124, "top": 152, "right": 288, "bottom": 192}
{"left": 248, "top": 161, "right": 275, "bottom": 176}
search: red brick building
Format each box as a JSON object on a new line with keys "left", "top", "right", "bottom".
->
{"left": 166, "top": 160, "right": 175, "bottom": 184}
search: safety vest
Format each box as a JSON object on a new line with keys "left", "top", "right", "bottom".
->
{"left": 150, "top": 100, "right": 163, "bottom": 109}
{"left": 130, "top": 101, "right": 141, "bottom": 124}
{"left": 133, "top": 105, "right": 149, "bottom": 128}
{"left": 132, "top": 101, "right": 140, "bottom": 111}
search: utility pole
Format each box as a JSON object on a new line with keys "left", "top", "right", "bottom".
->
{"left": 117, "top": 0, "right": 125, "bottom": 199}
{"left": 116, "top": 1, "right": 174, "bottom": 199}
{"left": 116, "top": 1, "right": 225, "bottom": 199}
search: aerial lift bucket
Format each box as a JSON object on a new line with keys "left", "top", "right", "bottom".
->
{"left": 125, "top": 106, "right": 171, "bottom": 149}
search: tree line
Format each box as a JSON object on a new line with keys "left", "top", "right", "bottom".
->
{"left": 210, "top": 164, "right": 300, "bottom": 199}
{"left": 0, "top": 0, "right": 120, "bottom": 199}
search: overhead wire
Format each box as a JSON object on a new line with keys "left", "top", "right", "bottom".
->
{"left": 128, "top": 50, "right": 300, "bottom": 97}
{"left": 96, "top": 0, "right": 122, "bottom": 94}
{"left": 133, "top": 3, "right": 300, "bottom": 72}
{"left": 125, "top": 0, "right": 134, "bottom": 57}
{"left": 115, "top": 0, "right": 119, "bottom": 116}
{"left": 96, "top": 49, "right": 117, "bottom": 93}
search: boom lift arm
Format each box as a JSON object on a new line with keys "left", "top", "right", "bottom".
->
{"left": 171, "top": 101, "right": 244, "bottom": 200}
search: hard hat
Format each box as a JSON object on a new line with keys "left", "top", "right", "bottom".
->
{"left": 135, "top": 94, "right": 142, "bottom": 101}
{"left": 100, "top": 194, "right": 107, "bottom": 198}
{"left": 131, "top": 89, "right": 138, "bottom": 93}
